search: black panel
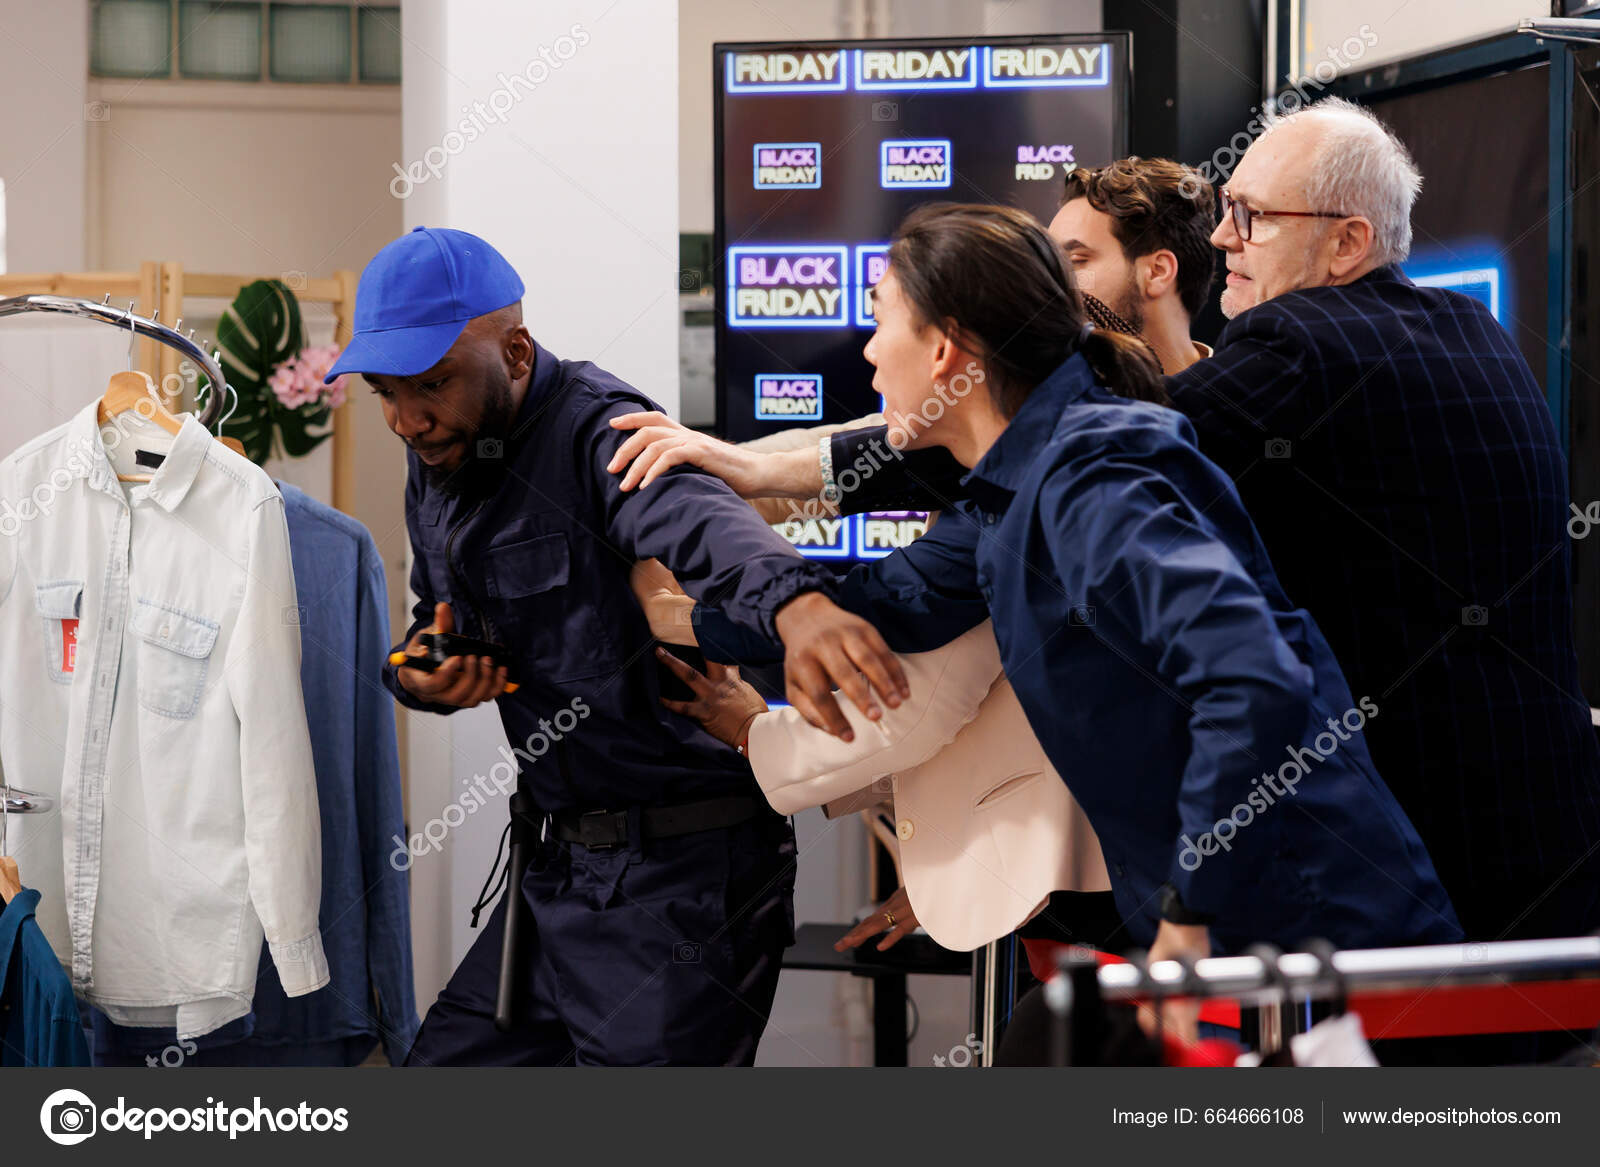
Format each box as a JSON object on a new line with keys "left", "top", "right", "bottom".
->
{"left": 1567, "top": 47, "right": 1600, "bottom": 701}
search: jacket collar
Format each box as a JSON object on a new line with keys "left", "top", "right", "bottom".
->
{"left": 963, "top": 351, "right": 1098, "bottom": 503}
{"left": 68, "top": 399, "right": 211, "bottom": 513}
{"left": 508, "top": 340, "right": 563, "bottom": 450}
{"left": 1355, "top": 262, "right": 1412, "bottom": 289}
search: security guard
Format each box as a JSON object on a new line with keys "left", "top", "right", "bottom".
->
{"left": 328, "top": 228, "right": 906, "bottom": 1065}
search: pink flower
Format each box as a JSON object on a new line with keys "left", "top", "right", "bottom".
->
{"left": 268, "top": 363, "right": 301, "bottom": 409}
{"left": 267, "top": 344, "right": 349, "bottom": 412}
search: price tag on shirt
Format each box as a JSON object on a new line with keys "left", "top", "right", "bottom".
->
{"left": 61, "top": 617, "right": 78, "bottom": 673}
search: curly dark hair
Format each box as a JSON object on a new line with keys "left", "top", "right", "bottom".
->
{"left": 1061, "top": 158, "right": 1218, "bottom": 318}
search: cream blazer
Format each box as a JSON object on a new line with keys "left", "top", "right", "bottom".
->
{"left": 747, "top": 621, "right": 1110, "bottom": 952}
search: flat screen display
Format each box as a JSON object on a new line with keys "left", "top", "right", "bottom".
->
{"left": 713, "top": 34, "right": 1131, "bottom": 454}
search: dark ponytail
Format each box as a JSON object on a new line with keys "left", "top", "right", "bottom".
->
{"left": 888, "top": 202, "right": 1170, "bottom": 416}
{"left": 1080, "top": 326, "right": 1169, "bottom": 406}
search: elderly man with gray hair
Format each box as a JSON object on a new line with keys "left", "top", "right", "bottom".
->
{"left": 1168, "top": 98, "right": 1600, "bottom": 1015}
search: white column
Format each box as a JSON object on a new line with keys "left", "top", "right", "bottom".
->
{"left": 397, "top": 0, "right": 680, "bottom": 1011}
{"left": 399, "top": 0, "right": 679, "bottom": 406}
{"left": 0, "top": 0, "right": 88, "bottom": 272}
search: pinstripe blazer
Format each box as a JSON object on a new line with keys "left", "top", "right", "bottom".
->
{"left": 1166, "top": 264, "right": 1600, "bottom": 941}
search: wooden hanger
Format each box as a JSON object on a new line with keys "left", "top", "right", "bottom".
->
{"left": 99, "top": 370, "right": 181, "bottom": 483}
{"left": 1, "top": 793, "right": 20, "bottom": 903}
{"left": 0, "top": 856, "right": 18, "bottom": 904}
{"left": 97, "top": 370, "right": 245, "bottom": 480}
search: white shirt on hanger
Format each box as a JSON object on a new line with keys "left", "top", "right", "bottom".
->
{"left": 0, "top": 398, "right": 327, "bottom": 1039}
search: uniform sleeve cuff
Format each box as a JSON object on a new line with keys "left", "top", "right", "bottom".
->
{"left": 383, "top": 652, "right": 459, "bottom": 715}
{"left": 748, "top": 563, "right": 838, "bottom": 641}
{"left": 270, "top": 932, "right": 331, "bottom": 998}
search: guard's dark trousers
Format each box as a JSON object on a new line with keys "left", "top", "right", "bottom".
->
{"left": 405, "top": 813, "right": 796, "bottom": 1066}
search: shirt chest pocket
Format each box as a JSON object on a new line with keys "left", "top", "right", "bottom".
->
{"left": 34, "top": 580, "right": 84, "bottom": 684}
{"left": 130, "top": 598, "right": 220, "bottom": 719}
{"left": 481, "top": 533, "right": 620, "bottom": 683}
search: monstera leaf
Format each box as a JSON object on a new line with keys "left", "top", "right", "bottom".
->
{"left": 215, "top": 279, "right": 331, "bottom": 465}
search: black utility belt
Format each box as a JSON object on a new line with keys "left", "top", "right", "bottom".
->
{"left": 552, "top": 795, "right": 761, "bottom": 850}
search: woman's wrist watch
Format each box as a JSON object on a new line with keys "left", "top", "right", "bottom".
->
{"left": 818, "top": 434, "right": 842, "bottom": 505}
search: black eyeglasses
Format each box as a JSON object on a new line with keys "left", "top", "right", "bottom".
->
{"left": 1219, "top": 190, "right": 1350, "bottom": 242}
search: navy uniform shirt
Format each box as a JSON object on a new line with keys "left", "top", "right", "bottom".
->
{"left": 383, "top": 342, "right": 836, "bottom": 811}
{"left": 699, "top": 353, "right": 1461, "bottom": 953}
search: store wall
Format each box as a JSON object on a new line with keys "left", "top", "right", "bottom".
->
{"left": 87, "top": 82, "right": 402, "bottom": 278}
{"left": 0, "top": 0, "right": 88, "bottom": 272}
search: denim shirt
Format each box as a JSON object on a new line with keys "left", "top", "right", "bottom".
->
{"left": 1, "top": 888, "right": 90, "bottom": 1066}
{"left": 382, "top": 342, "right": 837, "bottom": 811}
{"left": 701, "top": 353, "right": 1461, "bottom": 954}
{"left": 93, "top": 485, "right": 419, "bottom": 1066}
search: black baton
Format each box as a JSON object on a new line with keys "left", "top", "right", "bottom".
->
{"left": 493, "top": 790, "right": 536, "bottom": 1033}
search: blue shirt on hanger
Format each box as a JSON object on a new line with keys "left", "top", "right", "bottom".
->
{"left": 1, "top": 887, "right": 91, "bottom": 1067}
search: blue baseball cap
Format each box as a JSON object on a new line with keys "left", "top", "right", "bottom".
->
{"left": 324, "top": 226, "right": 525, "bottom": 383}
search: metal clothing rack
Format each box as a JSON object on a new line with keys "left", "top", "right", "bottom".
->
{"left": 1, "top": 785, "right": 55, "bottom": 857}
{"left": 0, "top": 293, "right": 231, "bottom": 428}
{"left": 1, "top": 789, "right": 53, "bottom": 817}
{"left": 1047, "top": 935, "right": 1600, "bottom": 1062}
{"left": 0, "top": 263, "right": 361, "bottom": 512}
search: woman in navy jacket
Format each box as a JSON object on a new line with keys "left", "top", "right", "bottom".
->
{"left": 692, "top": 204, "right": 1462, "bottom": 1001}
